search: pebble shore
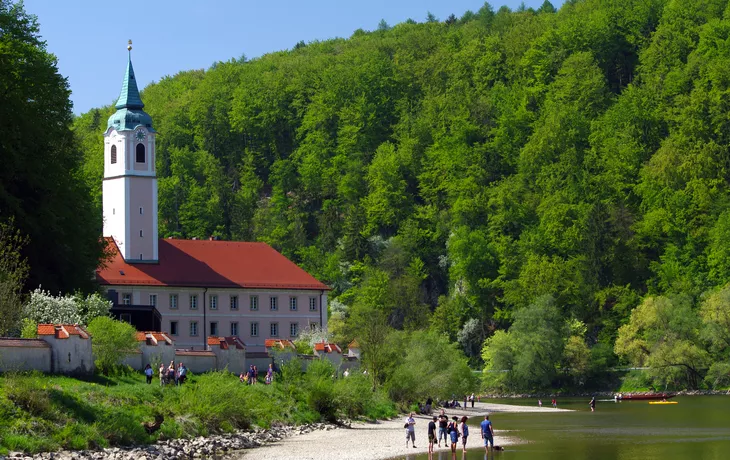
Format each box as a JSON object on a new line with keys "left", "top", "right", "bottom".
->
{"left": 0, "top": 422, "right": 343, "bottom": 460}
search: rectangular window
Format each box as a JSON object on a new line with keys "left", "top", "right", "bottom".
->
{"left": 170, "top": 294, "right": 178, "bottom": 309}
{"left": 149, "top": 294, "right": 157, "bottom": 307}
{"left": 210, "top": 321, "right": 218, "bottom": 336}
{"left": 310, "top": 322, "right": 318, "bottom": 330}
{"left": 231, "top": 322, "right": 239, "bottom": 336}
{"left": 210, "top": 295, "right": 218, "bottom": 310}
{"left": 122, "top": 293, "right": 131, "bottom": 305}
{"left": 250, "top": 295, "right": 259, "bottom": 311}
{"left": 289, "top": 297, "right": 298, "bottom": 311}
{"left": 190, "top": 321, "right": 198, "bottom": 337}
{"left": 170, "top": 321, "right": 178, "bottom": 336}
{"left": 290, "top": 323, "right": 298, "bottom": 337}
{"left": 230, "top": 295, "right": 239, "bottom": 310}
{"left": 270, "top": 322, "right": 278, "bottom": 337}
{"left": 250, "top": 322, "right": 259, "bottom": 337}
{"left": 139, "top": 253, "right": 143, "bottom": 259}
{"left": 120, "top": 313, "right": 132, "bottom": 323}
{"left": 190, "top": 294, "right": 198, "bottom": 310}
{"left": 270, "top": 296, "right": 278, "bottom": 311}
{"left": 139, "top": 207, "right": 143, "bottom": 215}
{"left": 309, "top": 297, "right": 317, "bottom": 311}
{"left": 139, "top": 230, "right": 143, "bottom": 237}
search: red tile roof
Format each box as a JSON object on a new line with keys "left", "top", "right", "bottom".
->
{"left": 264, "top": 338, "right": 296, "bottom": 350}
{"left": 36, "top": 324, "right": 90, "bottom": 339}
{"left": 207, "top": 336, "right": 246, "bottom": 350}
{"left": 314, "top": 342, "right": 342, "bottom": 353}
{"left": 0, "top": 338, "right": 50, "bottom": 348}
{"left": 348, "top": 340, "right": 360, "bottom": 349}
{"left": 136, "top": 331, "right": 173, "bottom": 346}
{"left": 96, "top": 238, "right": 329, "bottom": 290}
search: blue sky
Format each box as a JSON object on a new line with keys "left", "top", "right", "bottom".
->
{"left": 23, "top": 0, "right": 562, "bottom": 114}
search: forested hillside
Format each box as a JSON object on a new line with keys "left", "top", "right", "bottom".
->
{"left": 74, "top": 0, "right": 730, "bottom": 390}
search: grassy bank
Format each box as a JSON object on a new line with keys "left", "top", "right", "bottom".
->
{"left": 0, "top": 360, "right": 396, "bottom": 455}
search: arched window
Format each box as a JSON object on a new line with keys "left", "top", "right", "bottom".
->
{"left": 111, "top": 145, "right": 117, "bottom": 164}
{"left": 136, "top": 143, "right": 145, "bottom": 163}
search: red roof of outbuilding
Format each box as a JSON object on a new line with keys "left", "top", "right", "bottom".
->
{"left": 37, "top": 324, "right": 90, "bottom": 339}
{"left": 314, "top": 342, "right": 342, "bottom": 353}
{"left": 96, "top": 238, "right": 329, "bottom": 290}
{"left": 207, "top": 336, "right": 246, "bottom": 350}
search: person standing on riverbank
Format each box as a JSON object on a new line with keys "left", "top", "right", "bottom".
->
{"left": 590, "top": 397, "right": 596, "bottom": 412}
{"left": 552, "top": 398, "right": 557, "bottom": 408}
{"left": 460, "top": 416, "right": 469, "bottom": 452}
{"left": 428, "top": 416, "right": 437, "bottom": 454}
{"left": 405, "top": 412, "right": 417, "bottom": 448}
{"left": 438, "top": 409, "right": 449, "bottom": 447}
{"left": 481, "top": 414, "right": 494, "bottom": 453}
{"left": 448, "top": 416, "right": 459, "bottom": 453}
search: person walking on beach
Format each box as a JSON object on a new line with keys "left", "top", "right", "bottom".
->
{"left": 589, "top": 397, "right": 596, "bottom": 412}
{"left": 448, "top": 416, "right": 459, "bottom": 453}
{"left": 470, "top": 393, "right": 475, "bottom": 408}
{"left": 460, "top": 416, "right": 469, "bottom": 452}
{"left": 405, "top": 412, "right": 417, "bottom": 448}
{"left": 428, "top": 415, "right": 437, "bottom": 454}
{"left": 538, "top": 399, "right": 542, "bottom": 407}
{"left": 438, "top": 409, "right": 449, "bottom": 447}
{"left": 551, "top": 398, "right": 557, "bottom": 408}
{"left": 480, "top": 414, "right": 494, "bottom": 453}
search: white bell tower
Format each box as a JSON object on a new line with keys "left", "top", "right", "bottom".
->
{"left": 102, "top": 41, "right": 158, "bottom": 262}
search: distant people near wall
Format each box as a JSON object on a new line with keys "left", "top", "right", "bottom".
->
{"left": 167, "top": 361, "right": 176, "bottom": 385}
{"left": 247, "top": 365, "right": 255, "bottom": 385}
{"left": 266, "top": 363, "right": 274, "bottom": 384}
{"left": 159, "top": 363, "right": 165, "bottom": 386}
{"left": 240, "top": 371, "right": 248, "bottom": 384}
{"left": 177, "top": 362, "right": 187, "bottom": 385}
{"left": 144, "top": 364, "right": 153, "bottom": 384}
{"left": 253, "top": 365, "right": 258, "bottom": 384}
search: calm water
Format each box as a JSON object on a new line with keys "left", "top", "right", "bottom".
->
{"left": 390, "top": 396, "right": 730, "bottom": 460}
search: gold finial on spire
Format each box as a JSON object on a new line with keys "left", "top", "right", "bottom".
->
{"left": 127, "top": 39, "right": 133, "bottom": 51}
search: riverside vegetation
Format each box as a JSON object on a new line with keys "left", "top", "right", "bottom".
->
{"left": 2, "top": 0, "right": 730, "bottom": 434}
{"left": 0, "top": 361, "right": 395, "bottom": 455}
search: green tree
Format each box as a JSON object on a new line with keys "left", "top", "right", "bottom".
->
{"left": 615, "top": 296, "right": 709, "bottom": 389}
{"left": 0, "top": 219, "right": 29, "bottom": 335}
{"left": 86, "top": 317, "right": 138, "bottom": 375}
{"left": 1, "top": 1, "right": 104, "bottom": 293}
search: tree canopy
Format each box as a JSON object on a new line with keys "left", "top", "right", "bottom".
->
{"left": 71, "top": 0, "right": 730, "bottom": 390}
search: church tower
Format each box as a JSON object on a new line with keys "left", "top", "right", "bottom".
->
{"left": 102, "top": 41, "right": 158, "bottom": 262}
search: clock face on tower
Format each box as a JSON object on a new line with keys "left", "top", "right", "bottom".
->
{"left": 135, "top": 130, "right": 146, "bottom": 141}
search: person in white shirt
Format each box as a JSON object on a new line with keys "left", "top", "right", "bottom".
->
{"left": 405, "top": 412, "right": 416, "bottom": 448}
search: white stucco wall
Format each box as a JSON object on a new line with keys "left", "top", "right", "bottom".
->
{"left": 41, "top": 336, "right": 94, "bottom": 375}
{"left": 0, "top": 341, "right": 51, "bottom": 373}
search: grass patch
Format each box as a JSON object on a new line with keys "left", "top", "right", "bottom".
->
{"left": 0, "top": 363, "right": 396, "bottom": 454}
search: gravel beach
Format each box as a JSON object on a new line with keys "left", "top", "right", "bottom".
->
{"left": 238, "top": 402, "right": 571, "bottom": 460}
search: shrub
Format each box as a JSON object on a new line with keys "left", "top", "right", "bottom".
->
{"left": 86, "top": 317, "right": 138, "bottom": 374}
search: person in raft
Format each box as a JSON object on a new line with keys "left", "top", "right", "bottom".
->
{"left": 590, "top": 397, "right": 596, "bottom": 412}
{"left": 481, "top": 414, "right": 494, "bottom": 453}
{"left": 405, "top": 412, "right": 417, "bottom": 448}
{"left": 448, "top": 416, "right": 459, "bottom": 453}
{"left": 427, "top": 415, "right": 437, "bottom": 454}
{"left": 460, "top": 416, "right": 469, "bottom": 452}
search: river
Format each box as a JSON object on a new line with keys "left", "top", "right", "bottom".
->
{"left": 390, "top": 395, "right": 730, "bottom": 460}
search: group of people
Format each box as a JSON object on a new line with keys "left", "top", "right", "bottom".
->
{"left": 405, "top": 409, "right": 495, "bottom": 455}
{"left": 147, "top": 361, "right": 187, "bottom": 386}
{"left": 537, "top": 398, "right": 558, "bottom": 408}
{"left": 239, "top": 363, "right": 274, "bottom": 385}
